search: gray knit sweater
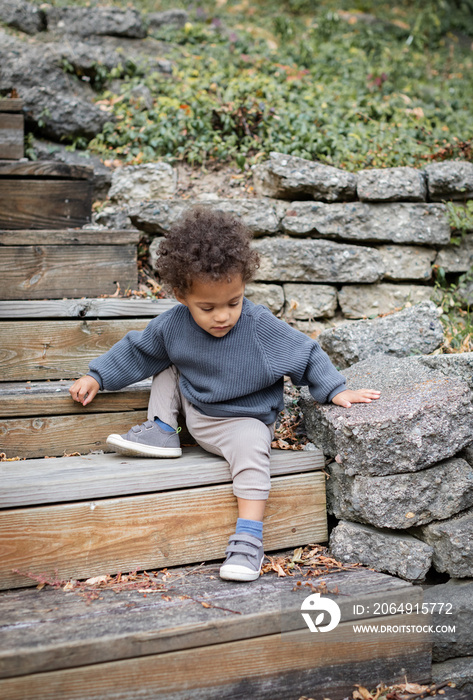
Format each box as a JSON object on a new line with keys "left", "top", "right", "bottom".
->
{"left": 88, "top": 297, "right": 346, "bottom": 424}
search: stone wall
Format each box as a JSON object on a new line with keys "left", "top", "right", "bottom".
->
{"left": 136, "top": 154, "right": 473, "bottom": 335}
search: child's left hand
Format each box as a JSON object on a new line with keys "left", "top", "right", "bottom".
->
{"left": 331, "top": 389, "right": 381, "bottom": 408}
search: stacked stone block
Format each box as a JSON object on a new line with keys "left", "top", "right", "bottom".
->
{"left": 139, "top": 154, "right": 473, "bottom": 332}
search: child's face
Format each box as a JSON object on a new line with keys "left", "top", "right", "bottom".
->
{"left": 175, "top": 274, "right": 245, "bottom": 337}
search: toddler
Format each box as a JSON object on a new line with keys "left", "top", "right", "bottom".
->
{"left": 70, "top": 207, "right": 380, "bottom": 582}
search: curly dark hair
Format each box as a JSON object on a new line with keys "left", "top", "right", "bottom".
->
{"left": 155, "top": 206, "right": 260, "bottom": 296}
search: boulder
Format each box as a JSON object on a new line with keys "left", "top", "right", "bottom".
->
{"left": 300, "top": 354, "right": 473, "bottom": 476}
{"left": 356, "top": 167, "right": 427, "bottom": 202}
{"left": 435, "top": 235, "right": 473, "bottom": 273}
{"left": 147, "top": 9, "right": 188, "bottom": 30}
{"left": 129, "top": 199, "right": 284, "bottom": 237}
{"left": 45, "top": 6, "right": 146, "bottom": 38}
{"left": 283, "top": 283, "right": 337, "bottom": 319}
{"left": 378, "top": 245, "right": 436, "bottom": 281}
{"left": 317, "top": 300, "right": 444, "bottom": 368}
{"left": 33, "top": 139, "right": 112, "bottom": 200}
{"left": 109, "top": 164, "right": 177, "bottom": 204}
{"left": 424, "top": 160, "right": 473, "bottom": 201}
{"left": 424, "top": 580, "right": 473, "bottom": 662}
{"left": 326, "top": 457, "right": 473, "bottom": 529}
{"left": 0, "top": 0, "right": 45, "bottom": 34}
{"left": 252, "top": 152, "right": 357, "bottom": 202}
{"left": 329, "top": 520, "right": 433, "bottom": 582}
{"left": 93, "top": 206, "right": 136, "bottom": 231}
{"left": 413, "top": 507, "right": 473, "bottom": 578}
{"left": 253, "top": 238, "right": 384, "bottom": 284}
{"left": 281, "top": 202, "right": 450, "bottom": 246}
{"left": 0, "top": 35, "right": 110, "bottom": 140}
{"left": 432, "top": 656, "right": 473, "bottom": 695}
{"left": 338, "top": 283, "right": 433, "bottom": 319}
{"left": 244, "top": 283, "right": 284, "bottom": 314}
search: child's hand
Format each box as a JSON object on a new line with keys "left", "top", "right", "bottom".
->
{"left": 69, "top": 375, "right": 100, "bottom": 406}
{"left": 331, "top": 389, "right": 381, "bottom": 408}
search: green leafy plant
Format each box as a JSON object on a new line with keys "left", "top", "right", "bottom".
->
{"left": 446, "top": 201, "right": 473, "bottom": 245}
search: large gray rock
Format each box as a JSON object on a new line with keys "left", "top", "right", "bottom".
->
{"left": 45, "top": 6, "right": 146, "bottom": 38}
{"left": 357, "top": 167, "right": 427, "bottom": 202}
{"left": 424, "top": 580, "right": 473, "bottom": 662}
{"left": 432, "top": 656, "right": 473, "bottom": 695}
{"left": 109, "top": 164, "right": 177, "bottom": 204}
{"left": 252, "top": 152, "right": 357, "bottom": 202}
{"left": 329, "top": 520, "right": 433, "bottom": 582}
{"left": 283, "top": 283, "right": 337, "bottom": 319}
{"left": 300, "top": 354, "right": 473, "bottom": 476}
{"left": 435, "top": 235, "right": 473, "bottom": 273}
{"left": 413, "top": 507, "right": 473, "bottom": 578}
{"left": 420, "top": 352, "right": 473, "bottom": 390}
{"left": 33, "top": 139, "right": 112, "bottom": 200}
{"left": 281, "top": 202, "right": 450, "bottom": 245}
{"left": 253, "top": 238, "right": 384, "bottom": 283}
{"left": 338, "top": 283, "right": 433, "bottom": 319}
{"left": 0, "top": 0, "right": 45, "bottom": 33}
{"left": 425, "top": 161, "right": 473, "bottom": 201}
{"left": 378, "top": 245, "right": 436, "bottom": 281}
{"left": 326, "top": 457, "right": 473, "bottom": 529}
{"left": 147, "top": 9, "right": 188, "bottom": 30}
{"left": 129, "top": 199, "right": 285, "bottom": 237}
{"left": 318, "top": 300, "right": 444, "bottom": 368}
{"left": 244, "top": 283, "right": 284, "bottom": 314}
{"left": 0, "top": 34, "right": 110, "bottom": 140}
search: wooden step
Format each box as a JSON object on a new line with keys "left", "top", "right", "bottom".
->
{"left": 0, "top": 447, "right": 326, "bottom": 590}
{"left": 0, "top": 298, "right": 177, "bottom": 319}
{"left": 0, "top": 162, "right": 93, "bottom": 229}
{"left": 0, "top": 99, "right": 24, "bottom": 160}
{"left": 0, "top": 565, "right": 431, "bottom": 699}
{"left": 0, "top": 318, "right": 150, "bottom": 381}
{"left": 0, "top": 230, "right": 143, "bottom": 299}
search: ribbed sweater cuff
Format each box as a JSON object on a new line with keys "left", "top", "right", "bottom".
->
{"left": 327, "top": 383, "right": 347, "bottom": 403}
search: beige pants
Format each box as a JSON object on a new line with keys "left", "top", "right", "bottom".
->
{"left": 147, "top": 366, "right": 275, "bottom": 500}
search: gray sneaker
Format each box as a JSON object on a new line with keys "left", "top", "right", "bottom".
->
{"left": 219, "top": 532, "right": 264, "bottom": 582}
{"left": 106, "top": 420, "right": 182, "bottom": 458}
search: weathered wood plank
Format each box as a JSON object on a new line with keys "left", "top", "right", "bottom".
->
{"left": 0, "top": 114, "right": 24, "bottom": 160}
{"left": 0, "top": 568, "right": 419, "bottom": 679}
{"left": 0, "top": 410, "right": 149, "bottom": 459}
{"left": 0, "top": 472, "right": 327, "bottom": 590}
{"left": 0, "top": 298, "right": 177, "bottom": 319}
{"left": 0, "top": 229, "right": 140, "bottom": 245}
{"left": 0, "top": 613, "right": 431, "bottom": 700}
{"left": 0, "top": 380, "right": 151, "bottom": 417}
{"left": 0, "top": 160, "right": 92, "bottom": 180}
{"left": 0, "top": 245, "right": 137, "bottom": 299}
{"left": 0, "top": 447, "right": 325, "bottom": 505}
{"left": 0, "top": 319, "right": 149, "bottom": 381}
{"left": 0, "top": 99, "right": 24, "bottom": 112}
{"left": 0, "top": 180, "right": 92, "bottom": 229}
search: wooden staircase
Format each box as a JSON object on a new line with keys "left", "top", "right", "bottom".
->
{"left": 0, "top": 220, "right": 435, "bottom": 698}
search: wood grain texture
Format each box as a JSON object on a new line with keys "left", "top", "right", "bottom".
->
{"left": 0, "top": 298, "right": 177, "bottom": 319}
{"left": 0, "top": 380, "right": 151, "bottom": 417}
{"left": 0, "top": 410, "right": 148, "bottom": 459}
{"left": 0, "top": 229, "right": 140, "bottom": 245}
{"left": 0, "top": 319, "right": 149, "bottom": 381}
{"left": 0, "top": 99, "right": 24, "bottom": 112}
{"left": 0, "top": 447, "right": 325, "bottom": 505}
{"left": 0, "top": 613, "right": 430, "bottom": 700}
{"left": 0, "top": 472, "right": 327, "bottom": 589}
{"left": 0, "top": 245, "right": 137, "bottom": 299}
{"left": 0, "top": 160, "right": 92, "bottom": 180}
{"left": 0, "top": 180, "right": 92, "bottom": 229}
{"left": 0, "top": 568, "right": 418, "bottom": 678}
{"left": 0, "top": 114, "right": 24, "bottom": 159}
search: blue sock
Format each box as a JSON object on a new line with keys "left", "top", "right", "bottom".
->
{"left": 235, "top": 517, "right": 263, "bottom": 540}
{"left": 154, "top": 417, "right": 175, "bottom": 432}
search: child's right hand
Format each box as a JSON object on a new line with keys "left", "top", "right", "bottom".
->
{"left": 69, "top": 375, "right": 100, "bottom": 406}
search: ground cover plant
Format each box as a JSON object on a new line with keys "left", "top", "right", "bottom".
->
{"left": 73, "top": 0, "right": 473, "bottom": 170}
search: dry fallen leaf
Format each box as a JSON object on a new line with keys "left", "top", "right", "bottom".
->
{"left": 84, "top": 575, "right": 108, "bottom": 586}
